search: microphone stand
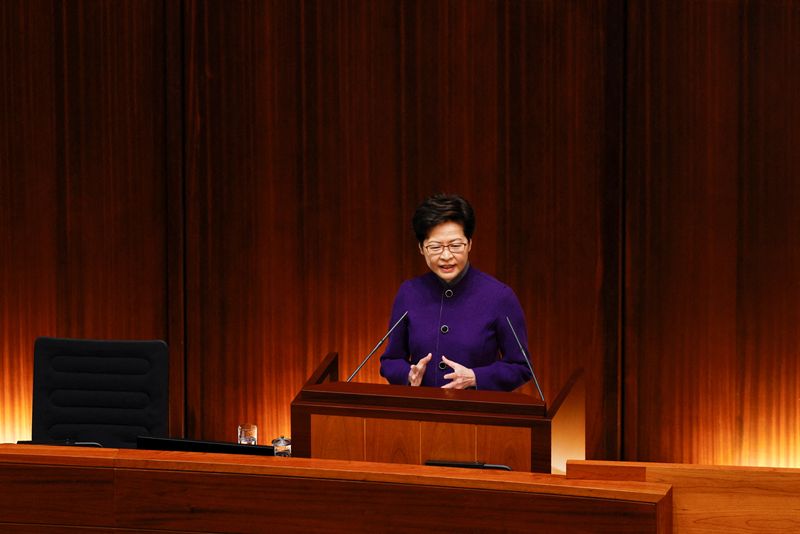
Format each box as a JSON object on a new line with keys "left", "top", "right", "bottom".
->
{"left": 506, "top": 316, "right": 545, "bottom": 402}
{"left": 347, "top": 311, "right": 409, "bottom": 382}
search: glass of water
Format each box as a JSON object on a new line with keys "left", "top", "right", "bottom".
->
{"left": 237, "top": 423, "right": 258, "bottom": 445}
{"left": 272, "top": 435, "right": 291, "bottom": 456}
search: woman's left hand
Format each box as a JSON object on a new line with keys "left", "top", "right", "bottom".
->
{"left": 440, "top": 356, "right": 476, "bottom": 389}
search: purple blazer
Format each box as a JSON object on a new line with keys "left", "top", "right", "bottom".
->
{"left": 379, "top": 266, "right": 533, "bottom": 391}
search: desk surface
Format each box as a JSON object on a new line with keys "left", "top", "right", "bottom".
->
{"left": 568, "top": 459, "right": 800, "bottom": 534}
{"left": 0, "top": 444, "right": 671, "bottom": 533}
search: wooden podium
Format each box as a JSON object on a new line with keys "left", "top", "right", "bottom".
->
{"left": 291, "top": 353, "right": 585, "bottom": 473}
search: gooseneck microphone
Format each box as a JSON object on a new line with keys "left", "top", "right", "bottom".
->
{"left": 506, "top": 316, "right": 545, "bottom": 402}
{"left": 347, "top": 311, "right": 409, "bottom": 382}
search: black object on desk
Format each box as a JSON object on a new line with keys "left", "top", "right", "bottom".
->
{"left": 17, "top": 439, "right": 103, "bottom": 447}
{"left": 425, "top": 459, "right": 512, "bottom": 471}
{"left": 137, "top": 435, "right": 275, "bottom": 456}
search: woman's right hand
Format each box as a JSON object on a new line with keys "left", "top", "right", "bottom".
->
{"left": 408, "top": 353, "right": 432, "bottom": 386}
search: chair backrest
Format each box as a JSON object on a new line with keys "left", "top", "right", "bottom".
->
{"left": 32, "top": 337, "right": 169, "bottom": 448}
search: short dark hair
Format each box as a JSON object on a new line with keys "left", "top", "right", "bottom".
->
{"left": 412, "top": 194, "right": 475, "bottom": 243}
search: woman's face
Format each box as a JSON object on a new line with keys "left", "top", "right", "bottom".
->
{"left": 419, "top": 221, "right": 472, "bottom": 283}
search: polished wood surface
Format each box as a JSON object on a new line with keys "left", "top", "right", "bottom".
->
{"left": 183, "top": 0, "right": 308, "bottom": 446}
{"left": 0, "top": 0, "right": 55, "bottom": 445}
{"left": 293, "top": 354, "right": 581, "bottom": 473}
{"left": 0, "top": 0, "right": 177, "bottom": 443}
{"left": 423, "top": 421, "right": 476, "bottom": 463}
{"left": 2, "top": 0, "right": 799, "bottom": 472}
{"left": 0, "top": 464, "right": 113, "bottom": 526}
{"left": 551, "top": 368, "right": 586, "bottom": 474}
{"left": 310, "top": 414, "right": 365, "bottom": 461}
{"left": 165, "top": 0, "right": 187, "bottom": 440}
{"left": 475, "top": 424, "right": 532, "bottom": 472}
{"left": 0, "top": 445, "right": 671, "bottom": 533}
{"left": 311, "top": 415, "right": 532, "bottom": 471}
{"left": 624, "top": 0, "right": 800, "bottom": 466}
{"left": 365, "top": 418, "right": 421, "bottom": 465}
{"left": 567, "top": 460, "right": 800, "bottom": 534}
{"left": 181, "top": 0, "right": 621, "bottom": 461}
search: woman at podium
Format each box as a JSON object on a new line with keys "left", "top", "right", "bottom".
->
{"left": 379, "top": 194, "right": 533, "bottom": 391}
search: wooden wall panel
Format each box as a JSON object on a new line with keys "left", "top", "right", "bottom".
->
{"left": 496, "top": 0, "right": 623, "bottom": 462}
{"left": 625, "top": 0, "right": 800, "bottom": 466}
{"left": 476, "top": 424, "right": 532, "bottom": 472}
{"left": 736, "top": 1, "right": 800, "bottom": 468}
{"left": 0, "top": 0, "right": 57, "bottom": 444}
{"left": 183, "top": 0, "right": 622, "bottom": 461}
{"left": 0, "top": 1, "right": 175, "bottom": 442}
{"left": 422, "top": 422, "right": 476, "bottom": 463}
{"left": 53, "top": 0, "right": 168, "bottom": 338}
{"left": 184, "top": 0, "right": 307, "bottom": 442}
{"left": 310, "top": 415, "right": 365, "bottom": 461}
{"left": 9, "top": 0, "right": 795, "bottom": 471}
{"left": 298, "top": 0, "right": 406, "bottom": 387}
{"left": 364, "top": 419, "right": 420, "bottom": 465}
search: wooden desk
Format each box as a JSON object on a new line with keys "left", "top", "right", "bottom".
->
{"left": 0, "top": 444, "right": 671, "bottom": 533}
{"left": 567, "top": 460, "right": 800, "bottom": 534}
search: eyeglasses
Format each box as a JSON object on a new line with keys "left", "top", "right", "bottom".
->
{"left": 423, "top": 241, "right": 468, "bottom": 255}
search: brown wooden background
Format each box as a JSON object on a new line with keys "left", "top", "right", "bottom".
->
{"left": 1, "top": 0, "right": 797, "bottom": 467}
{"left": 624, "top": 0, "right": 800, "bottom": 466}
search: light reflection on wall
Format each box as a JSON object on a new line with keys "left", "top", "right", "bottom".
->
{"left": 0, "top": 405, "right": 32, "bottom": 445}
{"left": 1, "top": 339, "right": 797, "bottom": 470}
{"left": 0, "top": 345, "right": 33, "bottom": 445}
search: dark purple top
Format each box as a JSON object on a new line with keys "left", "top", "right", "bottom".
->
{"left": 379, "top": 266, "right": 533, "bottom": 391}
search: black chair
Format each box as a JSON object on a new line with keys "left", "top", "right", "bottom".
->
{"left": 32, "top": 337, "right": 169, "bottom": 448}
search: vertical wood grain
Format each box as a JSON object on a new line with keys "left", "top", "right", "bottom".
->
{"left": 11, "top": 0, "right": 797, "bottom": 471}
{"left": 0, "top": 0, "right": 173, "bottom": 443}
{"left": 420, "top": 422, "right": 476, "bottom": 463}
{"left": 625, "top": 0, "right": 800, "bottom": 466}
{"left": 0, "top": 0, "right": 57, "bottom": 444}
{"left": 626, "top": 0, "right": 739, "bottom": 466}
{"left": 311, "top": 414, "right": 365, "bottom": 461}
{"left": 497, "top": 0, "right": 623, "bottom": 463}
{"left": 736, "top": 1, "right": 800, "bottom": 469}
{"left": 476, "top": 424, "right": 531, "bottom": 472}
{"left": 183, "top": 0, "right": 621, "bottom": 462}
{"left": 184, "top": 0, "right": 306, "bottom": 442}
{"left": 365, "top": 418, "right": 420, "bottom": 465}
{"left": 53, "top": 0, "right": 168, "bottom": 340}
{"left": 165, "top": 0, "right": 187, "bottom": 437}
{"left": 297, "top": 0, "right": 406, "bottom": 387}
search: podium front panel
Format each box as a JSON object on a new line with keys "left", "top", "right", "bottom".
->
{"left": 292, "top": 354, "right": 583, "bottom": 473}
{"left": 311, "top": 414, "right": 532, "bottom": 471}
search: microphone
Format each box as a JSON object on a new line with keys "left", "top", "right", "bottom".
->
{"left": 505, "top": 316, "right": 545, "bottom": 402}
{"left": 347, "top": 311, "right": 409, "bottom": 382}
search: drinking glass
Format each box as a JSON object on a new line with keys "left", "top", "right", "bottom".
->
{"left": 237, "top": 424, "right": 257, "bottom": 445}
